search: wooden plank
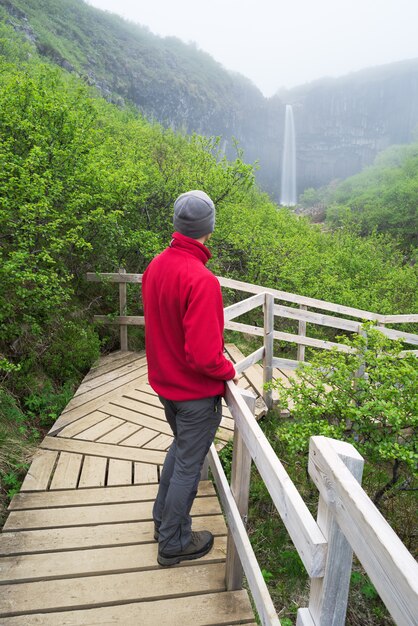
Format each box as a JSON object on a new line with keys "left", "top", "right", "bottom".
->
{"left": 109, "top": 396, "right": 167, "bottom": 423}
{"left": 273, "top": 329, "right": 354, "bottom": 353}
{"left": 74, "top": 416, "right": 124, "bottom": 441}
{"left": 40, "top": 436, "right": 166, "bottom": 465}
{"left": 218, "top": 275, "right": 384, "bottom": 321}
{"left": 119, "top": 267, "right": 128, "bottom": 350}
{"left": 48, "top": 372, "right": 148, "bottom": 434}
{"left": 382, "top": 314, "right": 418, "bottom": 324}
{"left": 90, "top": 350, "right": 139, "bottom": 370}
{"left": 274, "top": 303, "right": 360, "bottom": 333}
{"left": 225, "top": 344, "right": 265, "bottom": 397}
{"left": 62, "top": 365, "right": 147, "bottom": 412}
{"left": 93, "top": 314, "right": 145, "bottom": 326}
{"left": 3, "top": 496, "right": 222, "bottom": 531}
{"left": 224, "top": 292, "right": 265, "bottom": 321}
{"left": 106, "top": 401, "right": 171, "bottom": 433}
{"left": 208, "top": 444, "right": 280, "bottom": 626}
{"left": 49, "top": 453, "right": 82, "bottom": 490}
{"left": 308, "top": 439, "right": 364, "bottom": 626}
{"left": 107, "top": 459, "right": 133, "bottom": 486}
{"left": 75, "top": 358, "right": 146, "bottom": 396}
{"left": 97, "top": 421, "right": 141, "bottom": 444}
{"left": 57, "top": 411, "right": 109, "bottom": 439}
{"left": 226, "top": 390, "right": 255, "bottom": 591}
{"left": 0, "top": 537, "right": 228, "bottom": 584}
{"left": 272, "top": 357, "right": 304, "bottom": 370}
{"left": 0, "top": 562, "right": 226, "bottom": 616}
{"left": 297, "top": 608, "right": 316, "bottom": 626}
{"left": 143, "top": 433, "right": 173, "bottom": 450}
{"left": 215, "top": 426, "right": 235, "bottom": 443}
{"left": 225, "top": 381, "right": 327, "bottom": 578}
{"left": 0, "top": 589, "right": 254, "bottom": 626}
{"left": 83, "top": 352, "right": 145, "bottom": 382}
{"left": 134, "top": 462, "right": 158, "bottom": 484}
{"left": 8, "top": 481, "right": 215, "bottom": 510}
{"left": 78, "top": 455, "right": 107, "bottom": 488}
{"left": 20, "top": 450, "right": 58, "bottom": 492}
{"left": 123, "top": 388, "right": 164, "bottom": 409}
{"left": 121, "top": 428, "right": 160, "bottom": 448}
{"left": 234, "top": 346, "right": 265, "bottom": 374}
{"left": 87, "top": 272, "right": 143, "bottom": 283}
{"left": 378, "top": 326, "right": 418, "bottom": 346}
{"left": 263, "top": 293, "right": 274, "bottom": 408}
{"left": 225, "top": 320, "right": 264, "bottom": 337}
{"left": 297, "top": 304, "right": 307, "bottom": 362}
{"left": 309, "top": 436, "right": 418, "bottom": 626}
{"left": 220, "top": 415, "right": 234, "bottom": 431}
{"left": 0, "top": 515, "right": 227, "bottom": 556}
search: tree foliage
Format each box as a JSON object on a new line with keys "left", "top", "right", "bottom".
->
{"left": 272, "top": 325, "right": 417, "bottom": 506}
{"left": 302, "top": 142, "right": 418, "bottom": 253}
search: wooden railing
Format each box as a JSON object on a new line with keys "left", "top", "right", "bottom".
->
{"left": 86, "top": 270, "right": 418, "bottom": 408}
{"left": 214, "top": 382, "right": 418, "bottom": 626}
{"left": 87, "top": 270, "right": 418, "bottom": 625}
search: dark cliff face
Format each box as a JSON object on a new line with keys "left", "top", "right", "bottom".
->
{"left": 3, "top": 0, "right": 418, "bottom": 201}
{"left": 274, "top": 61, "right": 418, "bottom": 198}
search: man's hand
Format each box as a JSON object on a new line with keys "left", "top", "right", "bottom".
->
{"left": 232, "top": 370, "right": 239, "bottom": 385}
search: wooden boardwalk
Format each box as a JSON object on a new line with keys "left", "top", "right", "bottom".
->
{"left": 0, "top": 347, "right": 270, "bottom": 624}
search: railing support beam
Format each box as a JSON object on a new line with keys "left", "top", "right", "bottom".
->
{"left": 119, "top": 268, "right": 128, "bottom": 351}
{"left": 298, "top": 439, "right": 364, "bottom": 626}
{"left": 225, "top": 388, "right": 256, "bottom": 591}
{"left": 297, "top": 304, "right": 307, "bottom": 362}
{"left": 263, "top": 293, "right": 274, "bottom": 409}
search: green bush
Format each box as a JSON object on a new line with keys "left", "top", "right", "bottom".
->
{"left": 272, "top": 325, "right": 417, "bottom": 508}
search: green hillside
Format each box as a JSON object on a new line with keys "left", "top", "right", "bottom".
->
{"left": 1, "top": 0, "right": 263, "bottom": 132}
{"left": 301, "top": 143, "right": 418, "bottom": 252}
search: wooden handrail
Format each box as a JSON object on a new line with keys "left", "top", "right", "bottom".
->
{"left": 211, "top": 384, "right": 418, "bottom": 626}
{"left": 87, "top": 268, "right": 418, "bottom": 357}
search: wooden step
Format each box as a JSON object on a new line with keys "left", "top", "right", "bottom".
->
{"left": 0, "top": 537, "right": 228, "bottom": 584}
{"left": 3, "top": 496, "right": 222, "bottom": 531}
{"left": 0, "top": 589, "right": 254, "bottom": 625}
{"left": 0, "top": 562, "right": 227, "bottom": 616}
{"left": 9, "top": 480, "right": 216, "bottom": 510}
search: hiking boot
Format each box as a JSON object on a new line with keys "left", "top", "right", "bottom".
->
{"left": 157, "top": 530, "right": 214, "bottom": 566}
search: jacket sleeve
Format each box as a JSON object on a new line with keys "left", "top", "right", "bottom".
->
{"left": 183, "top": 273, "right": 236, "bottom": 380}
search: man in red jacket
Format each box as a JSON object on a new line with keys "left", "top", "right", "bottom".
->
{"left": 142, "top": 190, "right": 237, "bottom": 566}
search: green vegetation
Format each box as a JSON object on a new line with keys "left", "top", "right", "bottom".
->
{"left": 0, "top": 16, "right": 417, "bottom": 624}
{"left": 272, "top": 325, "right": 417, "bottom": 515}
{"left": 301, "top": 142, "right": 418, "bottom": 253}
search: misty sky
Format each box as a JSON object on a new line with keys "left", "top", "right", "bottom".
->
{"left": 86, "top": 0, "right": 418, "bottom": 97}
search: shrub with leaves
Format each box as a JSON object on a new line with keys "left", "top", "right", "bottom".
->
{"left": 272, "top": 325, "right": 417, "bottom": 506}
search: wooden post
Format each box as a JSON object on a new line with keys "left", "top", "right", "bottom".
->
{"left": 263, "top": 293, "right": 274, "bottom": 409}
{"left": 354, "top": 326, "right": 367, "bottom": 380}
{"left": 297, "top": 439, "right": 364, "bottom": 626}
{"left": 225, "top": 388, "right": 256, "bottom": 591}
{"left": 119, "top": 268, "right": 128, "bottom": 351}
{"left": 297, "top": 304, "right": 307, "bottom": 362}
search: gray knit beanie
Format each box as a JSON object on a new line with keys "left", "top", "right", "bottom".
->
{"left": 173, "top": 190, "right": 215, "bottom": 239}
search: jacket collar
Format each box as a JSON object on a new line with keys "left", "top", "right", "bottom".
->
{"left": 170, "top": 232, "right": 212, "bottom": 265}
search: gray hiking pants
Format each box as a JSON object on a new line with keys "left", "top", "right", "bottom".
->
{"left": 152, "top": 394, "right": 222, "bottom": 554}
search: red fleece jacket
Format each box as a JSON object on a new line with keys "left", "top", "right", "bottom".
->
{"left": 142, "top": 232, "right": 235, "bottom": 400}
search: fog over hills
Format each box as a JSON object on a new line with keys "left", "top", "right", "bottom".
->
{"left": 3, "top": 0, "right": 418, "bottom": 200}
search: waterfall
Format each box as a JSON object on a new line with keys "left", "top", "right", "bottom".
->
{"left": 280, "top": 104, "right": 297, "bottom": 206}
